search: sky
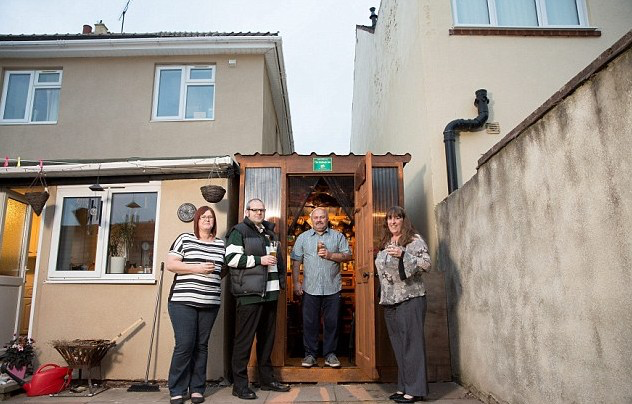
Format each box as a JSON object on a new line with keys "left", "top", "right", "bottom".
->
{"left": 0, "top": 0, "right": 380, "bottom": 154}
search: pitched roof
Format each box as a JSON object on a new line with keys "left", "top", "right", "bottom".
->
{"left": 0, "top": 31, "right": 278, "bottom": 42}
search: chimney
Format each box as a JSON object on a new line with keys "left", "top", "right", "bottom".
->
{"left": 370, "top": 7, "right": 378, "bottom": 28}
{"left": 82, "top": 24, "right": 93, "bottom": 34}
{"left": 94, "top": 21, "right": 109, "bottom": 34}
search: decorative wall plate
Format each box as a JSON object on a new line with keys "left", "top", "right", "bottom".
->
{"left": 177, "top": 203, "right": 196, "bottom": 222}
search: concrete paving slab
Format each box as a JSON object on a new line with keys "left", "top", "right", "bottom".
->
{"left": 427, "top": 382, "right": 475, "bottom": 400}
{"left": 3, "top": 382, "right": 482, "bottom": 403}
{"left": 335, "top": 384, "right": 392, "bottom": 401}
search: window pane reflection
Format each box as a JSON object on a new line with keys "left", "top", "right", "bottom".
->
{"left": 56, "top": 197, "right": 100, "bottom": 272}
{"left": 157, "top": 69, "right": 181, "bottom": 117}
{"left": 185, "top": 85, "right": 213, "bottom": 119}
{"left": 107, "top": 192, "right": 157, "bottom": 274}
{"left": 3, "top": 74, "right": 30, "bottom": 120}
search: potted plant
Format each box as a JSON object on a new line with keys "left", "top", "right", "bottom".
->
{"left": 108, "top": 221, "right": 136, "bottom": 274}
{"left": 1, "top": 335, "right": 35, "bottom": 378}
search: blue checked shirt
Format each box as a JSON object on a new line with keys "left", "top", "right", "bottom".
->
{"left": 290, "top": 227, "right": 351, "bottom": 295}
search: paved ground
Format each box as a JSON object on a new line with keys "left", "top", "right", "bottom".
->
{"left": 3, "top": 382, "right": 482, "bottom": 403}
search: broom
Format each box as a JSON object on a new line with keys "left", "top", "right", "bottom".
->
{"left": 128, "top": 262, "right": 164, "bottom": 392}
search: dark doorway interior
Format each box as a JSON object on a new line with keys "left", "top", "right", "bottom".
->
{"left": 285, "top": 176, "right": 356, "bottom": 364}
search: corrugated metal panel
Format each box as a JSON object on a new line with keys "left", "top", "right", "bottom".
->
{"left": 372, "top": 167, "right": 399, "bottom": 245}
{"left": 244, "top": 167, "right": 282, "bottom": 228}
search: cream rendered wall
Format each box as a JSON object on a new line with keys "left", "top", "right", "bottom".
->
{"left": 262, "top": 68, "right": 279, "bottom": 153}
{"left": 436, "top": 45, "right": 632, "bottom": 404}
{"left": 350, "top": 0, "right": 632, "bottom": 382}
{"left": 351, "top": 0, "right": 632, "bottom": 233}
{"left": 0, "top": 55, "right": 266, "bottom": 159}
{"left": 30, "top": 178, "right": 230, "bottom": 380}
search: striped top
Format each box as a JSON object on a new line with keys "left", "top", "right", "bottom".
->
{"left": 168, "top": 233, "right": 225, "bottom": 308}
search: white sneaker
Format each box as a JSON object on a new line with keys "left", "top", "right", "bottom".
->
{"left": 301, "top": 355, "right": 317, "bottom": 367}
{"left": 325, "top": 354, "right": 341, "bottom": 368}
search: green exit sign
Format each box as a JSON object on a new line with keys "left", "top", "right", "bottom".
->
{"left": 313, "top": 157, "right": 332, "bottom": 172}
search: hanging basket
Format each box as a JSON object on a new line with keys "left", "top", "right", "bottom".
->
{"left": 25, "top": 191, "right": 50, "bottom": 216}
{"left": 25, "top": 170, "right": 49, "bottom": 216}
{"left": 200, "top": 185, "right": 226, "bottom": 203}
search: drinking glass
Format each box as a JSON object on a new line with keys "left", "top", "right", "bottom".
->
{"left": 269, "top": 240, "right": 279, "bottom": 257}
{"left": 385, "top": 241, "right": 397, "bottom": 265}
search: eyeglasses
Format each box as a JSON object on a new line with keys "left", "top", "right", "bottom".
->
{"left": 199, "top": 215, "right": 214, "bottom": 221}
{"left": 248, "top": 208, "right": 266, "bottom": 213}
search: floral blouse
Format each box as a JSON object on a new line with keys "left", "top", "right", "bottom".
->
{"left": 375, "top": 235, "right": 431, "bottom": 305}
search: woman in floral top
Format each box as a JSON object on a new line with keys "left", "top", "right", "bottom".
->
{"left": 375, "top": 206, "right": 431, "bottom": 403}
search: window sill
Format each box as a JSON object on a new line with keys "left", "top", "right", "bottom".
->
{"left": 45, "top": 277, "right": 156, "bottom": 284}
{"left": 0, "top": 121, "right": 58, "bottom": 125}
{"left": 150, "top": 118, "right": 215, "bottom": 123}
{"left": 449, "top": 27, "right": 601, "bottom": 37}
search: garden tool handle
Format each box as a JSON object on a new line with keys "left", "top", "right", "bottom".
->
{"left": 110, "top": 318, "right": 144, "bottom": 345}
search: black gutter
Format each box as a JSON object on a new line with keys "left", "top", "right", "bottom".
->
{"left": 443, "top": 89, "right": 489, "bottom": 194}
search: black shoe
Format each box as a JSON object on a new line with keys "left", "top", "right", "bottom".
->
{"left": 232, "top": 387, "right": 257, "bottom": 400}
{"left": 394, "top": 395, "right": 425, "bottom": 403}
{"left": 191, "top": 394, "right": 205, "bottom": 404}
{"left": 170, "top": 397, "right": 184, "bottom": 404}
{"left": 389, "top": 392, "right": 405, "bottom": 400}
{"left": 260, "top": 381, "right": 291, "bottom": 392}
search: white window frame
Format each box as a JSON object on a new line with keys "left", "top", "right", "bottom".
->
{"left": 452, "top": 0, "right": 589, "bottom": 28}
{"left": 151, "top": 65, "right": 216, "bottom": 121}
{"left": 0, "top": 69, "right": 63, "bottom": 124}
{"left": 47, "top": 182, "right": 161, "bottom": 283}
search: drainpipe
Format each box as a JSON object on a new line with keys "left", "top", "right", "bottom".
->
{"left": 443, "top": 89, "right": 489, "bottom": 194}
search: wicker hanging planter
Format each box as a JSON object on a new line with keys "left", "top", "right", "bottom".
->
{"left": 200, "top": 167, "right": 226, "bottom": 203}
{"left": 25, "top": 170, "right": 49, "bottom": 216}
{"left": 200, "top": 184, "right": 226, "bottom": 203}
{"left": 25, "top": 191, "right": 50, "bottom": 216}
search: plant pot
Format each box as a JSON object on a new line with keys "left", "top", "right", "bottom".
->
{"left": 109, "top": 256, "right": 126, "bottom": 274}
{"left": 7, "top": 365, "right": 26, "bottom": 379}
{"left": 200, "top": 185, "right": 226, "bottom": 203}
{"left": 25, "top": 191, "right": 50, "bottom": 216}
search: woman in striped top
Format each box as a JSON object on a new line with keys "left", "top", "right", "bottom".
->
{"left": 166, "top": 206, "right": 224, "bottom": 404}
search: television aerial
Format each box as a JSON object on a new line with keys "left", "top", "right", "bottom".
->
{"left": 119, "top": 0, "right": 133, "bottom": 33}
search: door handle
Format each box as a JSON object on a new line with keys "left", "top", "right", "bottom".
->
{"left": 362, "top": 272, "right": 369, "bottom": 279}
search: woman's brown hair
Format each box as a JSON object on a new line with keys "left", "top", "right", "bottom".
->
{"left": 193, "top": 205, "right": 217, "bottom": 239}
{"left": 378, "top": 206, "right": 417, "bottom": 249}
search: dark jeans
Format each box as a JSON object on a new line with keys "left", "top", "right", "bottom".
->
{"left": 302, "top": 291, "right": 340, "bottom": 358}
{"left": 232, "top": 300, "right": 278, "bottom": 392}
{"left": 168, "top": 302, "right": 220, "bottom": 397}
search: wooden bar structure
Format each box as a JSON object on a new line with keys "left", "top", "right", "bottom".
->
{"left": 234, "top": 152, "right": 411, "bottom": 382}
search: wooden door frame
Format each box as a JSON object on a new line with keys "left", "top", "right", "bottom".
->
{"left": 234, "top": 153, "right": 410, "bottom": 382}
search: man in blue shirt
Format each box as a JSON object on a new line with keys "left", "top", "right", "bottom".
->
{"left": 291, "top": 207, "right": 352, "bottom": 368}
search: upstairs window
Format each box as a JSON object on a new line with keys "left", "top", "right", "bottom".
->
{"left": 0, "top": 70, "right": 62, "bottom": 124}
{"left": 152, "top": 65, "right": 215, "bottom": 121}
{"left": 452, "top": 0, "right": 588, "bottom": 28}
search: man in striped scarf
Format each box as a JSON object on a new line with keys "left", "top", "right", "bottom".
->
{"left": 225, "top": 198, "right": 290, "bottom": 400}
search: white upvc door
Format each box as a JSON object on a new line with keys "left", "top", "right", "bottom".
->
{"left": 0, "top": 191, "right": 32, "bottom": 343}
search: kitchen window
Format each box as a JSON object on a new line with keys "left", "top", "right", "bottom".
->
{"left": 452, "top": 0, "right": 588, "bottom": 27}
{"left": 47, "top": 183, "right": 161, "bottom": 282}
{"left": 152, "top": 65, "right": 215, "bottom": 121}
{"left": 0, "top": 70, "right": 62, "bottom": 124}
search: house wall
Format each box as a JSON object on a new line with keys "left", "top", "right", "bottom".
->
{"left": 262, "top": 69, "right": 279, "bottom": 153}
{"left": 31, "top": 178, "right": 231, "bottom": 380}
{"left": 435, "top": 46, "right": 632, "bottom": 403}
{"left": 0, "top": 54, "right": 269, "bottom": 159}
{"left": 350, "top": 0, "right": 632, "bottom": 382}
